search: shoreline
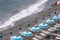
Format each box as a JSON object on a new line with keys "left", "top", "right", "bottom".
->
{"left": 0, "top": 0, "right": 48, "bottom": 29}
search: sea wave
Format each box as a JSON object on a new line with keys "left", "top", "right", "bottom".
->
{"left": 0, "top": 0, "right": 48, "bottom": 28}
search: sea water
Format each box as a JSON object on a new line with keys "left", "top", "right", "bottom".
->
{"left": 0, "top": 0, "right": 37, "bottom": 25}
{"left": 0, "top": 0, "right": 59, "bottom": 28}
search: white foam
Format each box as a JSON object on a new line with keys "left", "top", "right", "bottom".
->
{"left": 0, "top": 0, "right": 48, "bottom": 28}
